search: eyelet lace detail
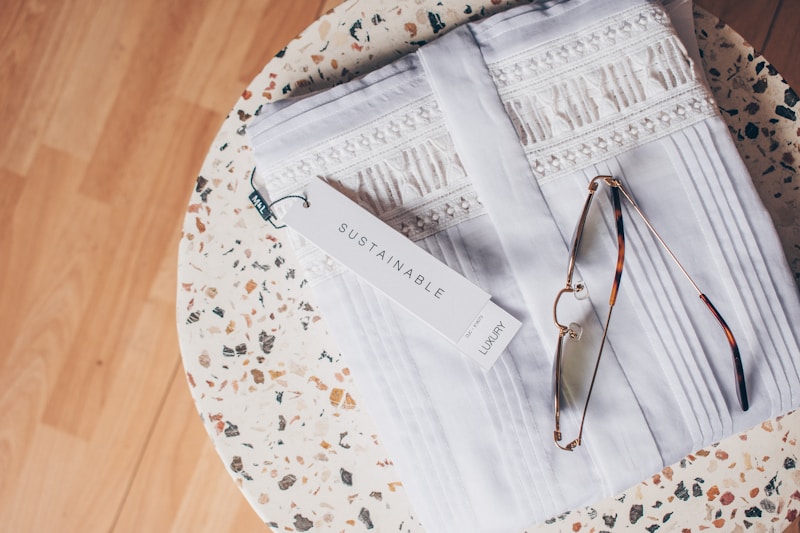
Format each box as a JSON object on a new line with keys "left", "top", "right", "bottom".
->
{"left": 489, "top": 3, "right": 717, "bottom": 183}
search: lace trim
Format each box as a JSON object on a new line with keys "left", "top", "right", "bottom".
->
{"left": 259, "top": 96, "right": 484, "bottom": 284}
{"left": 489, "top": 3, "right": 717, "bottom": 183}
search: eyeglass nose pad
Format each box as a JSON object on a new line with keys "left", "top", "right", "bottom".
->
{"left": 567, "top": 322, "right": 583, "bottom": 341}
{"left": 572, "top": 281, "right": 589, "bottom": 301}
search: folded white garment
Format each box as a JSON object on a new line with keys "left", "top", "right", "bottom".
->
{"left": 248, "top": 1, "right": 800, "bottom": 531}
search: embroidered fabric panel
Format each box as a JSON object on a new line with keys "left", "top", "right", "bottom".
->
{"left": 261, "top": 3, "right": 717, "bottom": 284}
{"left": 260, "top": 96, "right": 484, "bottom": 284}
{"left": 488, "top": 3, "right": 718, "bottom": 184}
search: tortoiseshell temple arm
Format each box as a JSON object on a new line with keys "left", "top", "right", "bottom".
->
{"left": 612, "top": 177, "right": 749, "bottom": 413}
{"left": 700, "top": 293, "right": 749, "bottom": 411}
{"left": 609, "top": 187, "right": 624, "bottom": 306}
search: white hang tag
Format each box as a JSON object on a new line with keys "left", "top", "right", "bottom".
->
{"left": 281, "top": 177, "right": 521, "bottom": 369}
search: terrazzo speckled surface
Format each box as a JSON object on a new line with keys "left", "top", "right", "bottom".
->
{"left": 176, "top": 2, "right": 800, "bottom": 531}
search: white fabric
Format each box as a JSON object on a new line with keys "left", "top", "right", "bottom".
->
{"left": 248, "top": 1, "right": 800, "bottom": 531}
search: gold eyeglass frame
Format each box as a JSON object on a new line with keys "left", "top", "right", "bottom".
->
{"left": 552, "top": 176, "right": 749, "bottom": 452}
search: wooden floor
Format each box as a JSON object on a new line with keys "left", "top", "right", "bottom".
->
{"left": 0, "top": 0, "right": 797, "bottom": 531}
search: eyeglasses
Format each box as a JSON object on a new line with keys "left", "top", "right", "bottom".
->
{"left": 552, "top": 175, "right": 748, "bottom": 451}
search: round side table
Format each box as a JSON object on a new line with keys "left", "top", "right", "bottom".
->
{"left": 177, "top": 2, "right": 800, "bottom": 531}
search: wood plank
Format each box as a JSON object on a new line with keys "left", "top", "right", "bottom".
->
{"left": 41, "top": 0, "right": 155, "bottom": 162}
{"left": 694, "top": 0, "right": 780, "bottom": 51}
{"left": 0, "top": 148, "right": 106, "bottom": 382}
{"left": 762, "top": 0, "right": 800, "bottom": 90}
{"left": 174, "top": 0, "right": 247, "bottom": 110}
{"left": 66, "top": 301, "right": 178, "bottom": 531}
{"left": 0, "top": 149, "right": 107, "bottom": 520}
{"left": 318, "top": 0, "right": 347, "bottom": 17}
{"left": 176, "top": 0, "right": 276, "bottom": 113}
{"left": 2, "top": 295, "right": 179, "bottom": 531}
{"left": 112, "top": 368, "right": 206, "bottom": 531}
{"left": 0, "top": 0, "right": 66, "bottom": 172}
{"left": 0, "top": 357, "right": 50, "bottom": 528}
{"left": 78, "top": 0, "right": 213, "bottom": 204}
{"left": 238, "top": 0, "right": 327, "bottom": 86}
{"left": 0, "top": 169, "right": 26, "bottom": 302}
{"left": 170, "top": 438, "right": 271, "bottom": 532}
{"left": 0, "top": 0, "right": 97, "bottom": 174}
{"left": 176, "top": 0, "right": 328, "bottom": 114}
{"left": 41, "top": 99, "right": 218, "bottom": 439}
{"left": 0, "top": 425, "right": 87, "bottom": 531}
{"left": 113, "top": 367, "right": 269, "bottom": 532}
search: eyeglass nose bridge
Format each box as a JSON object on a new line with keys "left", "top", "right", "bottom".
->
{"left": 600, "top": 175, "right": 621, "bottom": 188}
{"left": 555, "top": 437, "right": 581, "bottom": 451}
{"left": 553, "top": 286, "right": 584, "bottom": 339}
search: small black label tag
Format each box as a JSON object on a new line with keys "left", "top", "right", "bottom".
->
{"left": 249, "top": 189, "right": 272, "bottom": 221}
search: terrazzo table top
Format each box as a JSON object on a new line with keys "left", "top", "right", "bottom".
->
{"left": 176, "top": 2, "right": 800, "bottom": 531}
